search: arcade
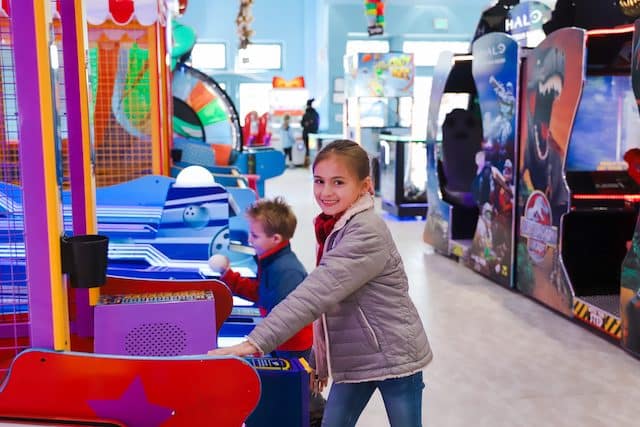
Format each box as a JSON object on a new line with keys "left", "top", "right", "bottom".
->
{"left": 424, "top": 2, "right": 640, "bottom": 355}
{"left": 0, "top": 2, "right": 307, "bottom": 425}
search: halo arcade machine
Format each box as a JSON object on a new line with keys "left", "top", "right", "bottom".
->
{"left": 422, "top": 51, "right": 483, "bottom": 258}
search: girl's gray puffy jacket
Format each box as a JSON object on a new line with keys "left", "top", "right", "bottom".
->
{"left": 247, "top": 194, "right": 432, "bottom": 383}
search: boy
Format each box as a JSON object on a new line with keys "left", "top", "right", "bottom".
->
{"left": 211, "top": 197, "right": 326, "bottom": 426}
{"left": 208, "top": 196, "right": 312, "bottom": 358}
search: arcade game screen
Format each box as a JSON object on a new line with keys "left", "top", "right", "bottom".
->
{"left": 347, "top": 96, "right": 413, "bottom": 128}
{"left": 357, "top": 97, "right": 389, "bottom": 128}
{"left": 566, "top": 74, "right": 640, "bottom": 171}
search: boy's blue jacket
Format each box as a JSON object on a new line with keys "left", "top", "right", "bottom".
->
{"left": 222, "top": 241, "right": 313, "bottom": 350}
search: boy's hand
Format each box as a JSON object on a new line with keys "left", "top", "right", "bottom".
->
{"left": 208, "top": 341, "right": 259, "bottom": 357}
{"left": 208, "top": 254, "right": 230, "bottom": 273}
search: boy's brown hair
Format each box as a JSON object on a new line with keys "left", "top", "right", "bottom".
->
{"left": 246, "top": 196, "right": 297, "bottom": 240}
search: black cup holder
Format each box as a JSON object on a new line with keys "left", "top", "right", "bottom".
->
{"left": 60, "top": 234, "right": 109, "bottom": 288}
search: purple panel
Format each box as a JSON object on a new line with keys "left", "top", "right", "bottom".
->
{"left": 61, "top": 0, "right": 89, "bottom": 235}
{"left": 60, "top": 0, "right": 94, "bottom": 337}
{"left": 94, "top": 298, "right": 217, "bottom": 356}
{"left": 11, "top": 0, "right": 56, "bottom": 348}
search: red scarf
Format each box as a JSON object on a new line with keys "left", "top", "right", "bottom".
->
{"left": 314, "top": 213, "right": 340, "bottom": 266}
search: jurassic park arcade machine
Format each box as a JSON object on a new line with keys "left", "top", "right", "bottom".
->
{"left": 620, "top": 19, "right": 640, "bottom": 358}
{"left": 517, "top": 24, "right": 640, "bottom": 342}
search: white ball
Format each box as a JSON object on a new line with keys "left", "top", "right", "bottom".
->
{"left": 174, "top": 165, "right": 216, "bottom": 188}
{"left": 208, "top": 254, "right": 229, "bottom": 273}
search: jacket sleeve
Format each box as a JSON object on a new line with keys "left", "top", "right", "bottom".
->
{"left": 248, "top": 214, "right": 391, "bottom": 353}
{"left": 221, "top": 268, "right": 259, "bottom": 302}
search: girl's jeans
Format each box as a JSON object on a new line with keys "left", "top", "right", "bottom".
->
{"left": 322, "top": 371, "right": 424, "bottom": 427}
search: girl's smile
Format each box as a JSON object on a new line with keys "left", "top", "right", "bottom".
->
{"left": 313, "top": 155, "right": 370, "bottom": 216}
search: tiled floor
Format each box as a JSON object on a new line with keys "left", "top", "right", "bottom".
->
{"left": 266, "top": 166, "right": 640, "bottom": 427}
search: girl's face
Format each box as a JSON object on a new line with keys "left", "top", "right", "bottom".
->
{"left": 313, "top": 155, "right": 370, "bottom": 216}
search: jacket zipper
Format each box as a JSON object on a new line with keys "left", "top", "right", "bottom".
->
{"left": 322, "top": 314, "right": 332, "bottom": 376}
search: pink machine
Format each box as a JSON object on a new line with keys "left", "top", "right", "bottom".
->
{"left": 243, "top": 111, "right": 272, "bottom": 146}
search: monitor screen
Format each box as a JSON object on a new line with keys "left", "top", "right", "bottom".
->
{"left": 566, "top": 74, "right": 640, "bottom": 171}
{"left": 346, "top": 96, "right": 414, "bottom": 128}
{"left": 359, "top": 97, "right": 389, "bottom": 128}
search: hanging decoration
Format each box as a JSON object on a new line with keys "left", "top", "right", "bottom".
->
{"left": 364, "top": 0, "right": 385, "bottom": 36}
{"left": 236, "top": 0, "right": 255, "bottom": 50}
{"left": 178, "top": 0, "right": 188, "bottom": 15}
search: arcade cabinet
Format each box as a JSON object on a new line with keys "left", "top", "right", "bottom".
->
{"left": 462, "top": 2, "right": 553, "bottom": 287}
{"left": 620, "top": 19, "right": 640, "bottom": 358}
{"left": 517, "top": 25, "right": 640, "bottom": 334}
{"left": 378, "top": 134, "right": 427, "bottom": 218}
{"left": 344, "top": 52, "right": 415, "bottom": 193}
{"left": 460, "top": 32, "right": 521, "bottom": 287}
{"left": 474, "top": 1, "right": 553, "bottom": 50}
{"left": 425, "top": 2, "right": 551, "bottom": 288}
{"left": 423, "top": 53, "right": 483, "bottom": 257}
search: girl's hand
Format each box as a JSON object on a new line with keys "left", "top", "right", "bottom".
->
{"left": 310, "top": 370, "right": 328, "bottom": 395}
{"left": 208, "top": 341, "right": 259, "bottom": 357}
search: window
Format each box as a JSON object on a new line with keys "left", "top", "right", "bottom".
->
{"left": 238, "top": 82, "right": 272, "bottom": 119}
{"left": 191, "top": 43, "right": 226, "bottom": 70}
{"left": 345, "top": 40, "right": 389, "bottom": 56}
{"left": 402, "top": 41, "right": 469, "bottom": 67}
{"left": 235, "top": 44, "right": 282, "bottom": 71}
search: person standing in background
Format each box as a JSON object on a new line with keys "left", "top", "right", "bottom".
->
{"left": 280, "top": 114, "right": 295, "bottom": 166}
{"left": 301, "top": 98, "right": 319, "bottom": 167}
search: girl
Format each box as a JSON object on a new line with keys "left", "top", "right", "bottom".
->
{"left": 210, "top": 139, "right": 432, "bottom": 426}
{"left": 280, "top": 114, "right": 295, "bottom": 164}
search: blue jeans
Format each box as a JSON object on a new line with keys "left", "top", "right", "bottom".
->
{"left": 322, "top": 371, "right": 424, "bottom": 427}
